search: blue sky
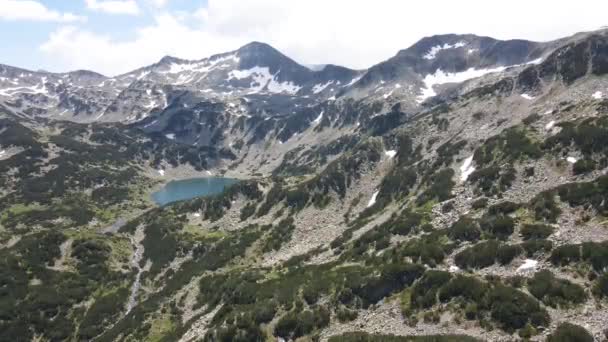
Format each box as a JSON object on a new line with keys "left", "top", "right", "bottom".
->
{"left": 1, "top": 0, "right": 607, "bottom": 76}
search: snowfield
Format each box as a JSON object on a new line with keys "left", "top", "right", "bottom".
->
{"left": 521, "top": 94, "right": 535, "bottom": 100}
{"left": 460, "top": 155, "right": 476, "bottom": 182}
{"left": 417, "top": 66, "right": 508, "bottom": 103}
{"left": 384, "top": 150, "right": 397, "bottom": 159}
{"left": 517, "top": 259, "right": 538, "bottom": 272}
{"left": 367, "top": 191, "right": 379, "bottom": 207}
{"left": 423, "top": 41, "right": 467, "bottom": 60}
{"left": 228, "top": 66, "right": 302, "bottom": 94}
{"left": 312, "top": 111, "right": 324, "bottom": 125}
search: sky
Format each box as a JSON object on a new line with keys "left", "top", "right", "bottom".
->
{"left": 1, "top": 0, "right": 607, "bottom": 76}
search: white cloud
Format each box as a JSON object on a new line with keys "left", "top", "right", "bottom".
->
{"left": 40, "top": 15, "right": 241, "bottom": 75}
{"left": 151, "top": 0, "right": 168, "bottom": 7}
{"left": 39, "top": 0, "right": 608, "bottom": 75}
{"left": 85, "top": 0, "right": 139, "bottom": 15}
{"left": 0, "top": 0, "right": 85, "bottom": 22}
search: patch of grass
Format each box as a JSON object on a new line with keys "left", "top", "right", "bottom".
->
{"left": 147, "top": 313, "right": 175, "bottom": 342}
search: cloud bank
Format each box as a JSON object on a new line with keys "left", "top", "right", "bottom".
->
{"left": 85, "top": 0, "right": 140, "bottom": 15}
{"left": 38, "top": 0, "right": 608, "bottom": 75}
{"left": 0, "top": 0, "right": 85, "bottom": 22}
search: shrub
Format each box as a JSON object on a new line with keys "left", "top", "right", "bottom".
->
{"left": 336, "top": 307, "right": 358, "bottom": 322}
{"left": 551, "top": 242, "right": 608, "bottom": 271}
{"left": 519, "top": 239, "right": 553, "bottom": 257}
{"left": 473, "top": 127, "right": 542, "bottom": 166}
{"left": 411, "top": 271, "right": 452, "bottom": 309}
{"left": 520, "top": 224, "right": 554, "bottom": 240}
{"left": 448, "top": 216, "right": 481, "bottom": 242}
{"left": 416, "top": 169, "right": 455, "bottom": 205}
{"left": 547, "top": 322, "right": 594, "bottom": 342}
{"left": 529, "top": 191, "right": 561, "bottom": 222}
{"left": 454, "top": 240, "right": 501, "bottom": 269}
{"left": 487, "top": 201, "right": 520, "bottom": 216}
{"left": 556, "top": 176, "right": 608, "bottom": 215}
{"left": 377, "top": 167, "right": 417, "bottom": 207}
{"left": 438, "top": 275, "right": 489, "bottom": 303}
{"left": 593, "top": 273, "right": 608, "bottom": 298}
{"left": 496, "top": 245, "right": 522, "bottom": 265}
{"left": 262, "top": 217, "right": 296, "bottom": 252}
{"left": 395, "top": 234, "right": 452, "bottom": 267}
{"left": 487, "top": 284, "right": 549, "bottom": 331}
{"left": 480, "top": 215, "right": 515, "bottom": 240}
{"left": 572, "top": 159, "right": 596, "bottom": 175}
{"left": 274, "top": 306, "right": 330, "bottom": 339}
{"left": 581, "top": 241, "right": 608, "bottom": 271}
{"left": 327, "top": 332, "right": 482, "bottom": 342}
{"left": 352, "top": 263, "right": 425, "bottom": 307}
{"left": 527, "top": 270, "right": 586, "bottom": 307}
{"left": 471, "top": 198, "right": 488, "bottom": 209}
{"left": 550, "top": 244, "right": 581, "bottom": 266}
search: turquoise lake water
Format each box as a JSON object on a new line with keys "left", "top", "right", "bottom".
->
{"left": 151, "top": 177, "right": 238, "bottom": 206}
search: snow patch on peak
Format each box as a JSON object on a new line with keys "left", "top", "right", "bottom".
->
{"left": 545, "top": 120, "right": 555, "bottom": 130}
{"left": 312, "top": 81, "right": 333, "bottom": 94}
{"left": 423, "top": 41, "right": 467, "bottom": 60}
{"left": 228, "top": 66, "right": 301, "bottom": 94}
{"left": 592, "top": 91, "right": 603, "bottom": 99}
{"left": 136, "top": 70, "right": 150, "bottom": 80}
{"left": 566, "top": 156, "right": 577, "bottom": 164}
{"left": 344, "top": 75, "right": 363, "bottom": 87}
{"left": 417, "top": 66, "right": 507, "bottom": 103}
{"left": 165, "top": 133, "right": 175, "bottom": 140}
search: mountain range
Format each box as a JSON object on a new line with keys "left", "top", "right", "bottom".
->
{"left": 1, "top": 28, "right": 608, "bottom": 342}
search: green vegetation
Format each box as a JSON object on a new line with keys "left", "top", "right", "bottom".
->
{"left": 550, "top": 241, "right": 608, "bottom": 271}
{"left": 262, "top": 217, "right": 296, "bottom": 251}
{"left": 410, "top": 272, "right": 550, "bottom": 332}
{"left": 529, "top": 191, "right": 562, "bottom": 222}
{"left": 479, "top": 215, "right": 515, "bottom": 240}
{"left": 527, "top": 270, "right": 587, "bottom": 307}
{"left": 328, "top": 332, "right": 481, "bottom": 342}
{"left": 198, "top": 260, "right": 425, "bottom": 340}
{"left": 454, "top": 240, "right": 502, "bottom": 269}
{"left": 274, "top": 306, "right": 330, "bottom": 339}
{"left": 521, "top": 224, "right": 554, "bottom": 240}
{"left": 543, "top": 116, "right": 608, "bottom": 160}
{"left": 473, "top": 127, "right": 542, "bottom": 166}
{"left": 468, "top": 166, "right": 516, "bottom": 196}
{"left": 547, "top": 322, "right": 594, "bottom": 342}
{"left": 593, "top": 273, "right": 608, "bottom": 298}
{"left": 416, "top": 168, "right": 455, "bottom": 205}
{"left": 448, "top": 216, "right": 481, "bottom": 242}
{"left": 572, "top": 158, "right": 597, "bottom": 175}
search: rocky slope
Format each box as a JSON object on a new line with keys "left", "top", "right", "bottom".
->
{"left": 1, "top": 29, "right": 608, "bottom": 342}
